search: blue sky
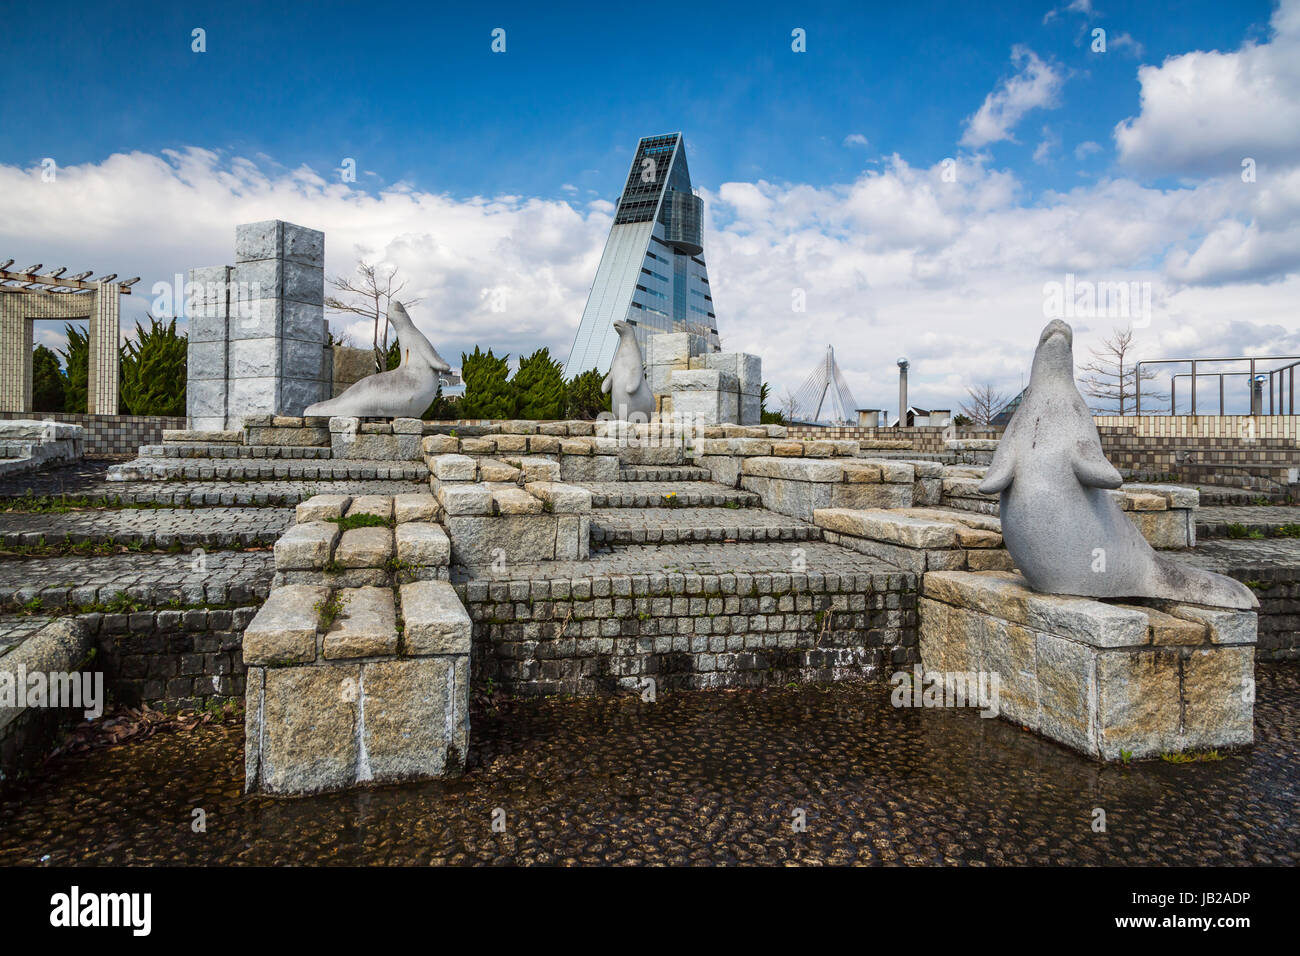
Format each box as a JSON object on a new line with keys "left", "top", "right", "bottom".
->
{"left": 2, "top": 0, "right": 1298, "bottom": 414}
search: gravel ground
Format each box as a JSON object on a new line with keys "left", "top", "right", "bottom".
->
{"left": 1, "top": 665, "right": 1296, "bottom": 865}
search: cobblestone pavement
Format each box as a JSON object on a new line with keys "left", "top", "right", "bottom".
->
{"left": 0, "top": 551, "right": 274, "bottom": 608}
{"left": 455, "top": 541, "right": 901, "bottom": 583}
{"left": 0, "top": 508, "right": 293, "bottom": 548}
{"left": 584, "top": 481, "right": 761, "bottom": 508}
{"left": 0, "top": 460, "right": 121, "bottom": 498}
{"left": 1, "top": 476, "right": 426, "bottom": 507}
{"left": 0, "top": 614, "right": 55, "bottom": 657}
{"left": 1191, "top": 484, "right": 1289, "bottom": 506}
{"left": 590, "top": 506, "right": 820, "bottom": 545}
{"left": 1178, "top": 538, "right": 1300, "bottom": 574}
{"left": 1198, "top": 505, "right": 1300, "bottom": 538}
{"left": 112, "top": 457, "right": 427, "bottom": 482}
{"left": 2, "top": 664, "right": 1296, "bottom": 865}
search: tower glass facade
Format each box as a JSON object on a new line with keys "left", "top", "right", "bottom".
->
{"left": 563, "top": 133, "right": 720, "bottom": 377}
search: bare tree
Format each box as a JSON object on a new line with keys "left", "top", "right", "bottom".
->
{"left": 325, "top": 261, "right": 422, "bottom": 373}
{"left": 1078, "top": 326, "right": 1166, "bottom": 415}
{"left": 960, "top": 383, "right": 1010, "bottom": 425}
{"left": 779, "top": 388, "right": 800, "bottom": 424}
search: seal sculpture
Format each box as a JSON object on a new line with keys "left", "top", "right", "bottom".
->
{"left": 979, "top": 319, "right": 1256, "bottom": 609}
{"left": 601, "top": 320, "right": 656, "bottom": 421}
{"left": 305, "top": 301, "right": 451, "bottom": 419}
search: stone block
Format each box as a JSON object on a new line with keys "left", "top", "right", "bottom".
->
{"left": 446, "top": 514, "right": 557, "bottom": 564}
{"left": 242, "top": 584, "right": 329, "bottom": 664}
{"left": 347, "top": 495, "right": 393, "bottom": 520}
{"left": 361, "top": 658, "right": 466, "bottom": 781}
{"left": 335, "top": 526, "right": 393, "bottom": 568}
{"left": 506, "top": 456, "right": 557, "bottom": 482}
{"left": 490, "top": 484, "right": 544, "bottom": 515}
{"left": 274, "top": 522, "right": 339, "bottom": 571}
{"left": 400, "top": 580, "right": 472, "bottom": 655}
{"left": 251, "top": 662, "right": 360, "bottom": 794}
{"left": 422, "top": 434, "right": 460, "bottom": 455}
{"left": 827, "top": 482, "right": 913, "bottom": 511}
{"left": 920, "top": 570, "right": 1258, "bottom": 761}
{"left": 494, "top": 434, "right": 529, "bottom": 453}
{"left": 323, "top": 587, "right": 399, "bottom": 659}
{"left": 393, "top": 493, "right": 439, "bottom": 524}
{"left": 436, "top": 482, "right": 493, "bottom": 516}
{"left": 395, "top": 521, "right": 451, "bottom": 567}
{"left": 526, "top": 481, "right": 593, "bottom": 513}
{"left": 813, "top": 508, "right": 959, "bottom": 549}
{"left": 295, "top": 494, "right": 351, "bottom": 523}
{"left": 741, "top": 457, "right": 845, "bottom": 482}
{"left": 478, "top": 458, "right": 522, "bottom": 482}
{"left": 559, "top": 455, "right": 620, "bottom": 482}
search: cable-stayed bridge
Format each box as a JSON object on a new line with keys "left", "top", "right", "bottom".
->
{"left": 789, "top": 345, "right": 858, "bottom": 425}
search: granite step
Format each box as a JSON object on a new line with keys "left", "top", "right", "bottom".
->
{"left": 619, "top": 466, "right": 712, "bottom": 482}
{"left": 589, "top": 506, "right": 821, "bottom": 545}
{"left": 139, "top": 444, "right": 333, "bottom": 459}
{"left": 107, "top": 458, "right": 428, "bottom": 482}
{"left": 1196, "top": 505, "right": 1300, "bottom": 539}
{"left": 578, "top": 480, "right": 762, "bottom": 509}
{"left": 1193, "top": 484, "right": 1290, "bottom": 506}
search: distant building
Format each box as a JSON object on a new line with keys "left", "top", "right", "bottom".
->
{"left": 990, "top": 389, "right": 1025, "bottom": 426}
{"left": 889, "top": 406, "right": 952, "bottom": 427}
{"left": 563, "top": 133, "right": 721, "bottom": 377}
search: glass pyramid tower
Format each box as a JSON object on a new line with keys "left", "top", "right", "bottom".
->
{"left": 562, "top": 133, "right": 721, "bottom": 377}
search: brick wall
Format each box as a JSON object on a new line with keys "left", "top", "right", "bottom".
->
{"left": 79, "top": 606, "right": 257, "bottom": 707}
{"left": 459, "top": 571, "right": 919, "bottom": 696}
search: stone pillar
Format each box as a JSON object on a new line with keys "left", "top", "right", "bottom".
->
{"left": 186, "top": 265, "right": 235, "bottom": 431}
{"left": 0, "top": 293, "right": 33, "bottom": 412}
{"left": 87, "top": 283, "right": 120, "bottom": 415}
{"left": 185, "top": 220, "right": 327, "bottom": 429}
{"left": 231, "top": 220, "right": 327, "bottom": 421}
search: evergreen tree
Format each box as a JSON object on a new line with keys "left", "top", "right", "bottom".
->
{"left": 119, "top": 316, "right": 188, "bottom": 416}
{"left": 417, "top": 382, "right": 459, "bottom": 420}
{"left": 460, "top": 347, "right": 514, "bottom": 419}
{"left": 32, "top": 345, "right": 65, "bottom": 412}
{"left": 58, "top": 323, "right": 90, "bottom": 413}
{"left": 565, "top": 368, "right": 611, "bottom": 419}
{"left": 512, "top": 348, "right": 566, "bottom": 420}
{"left": 759, "top": 381, "right": 786, "bottom": 425}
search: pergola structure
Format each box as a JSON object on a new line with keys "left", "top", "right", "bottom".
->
{"left": 0, "top": 261, "right": 138, "bottom": 414}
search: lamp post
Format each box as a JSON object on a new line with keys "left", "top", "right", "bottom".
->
{"left": 897, "top": 357, "right": 909, "bottom": 428}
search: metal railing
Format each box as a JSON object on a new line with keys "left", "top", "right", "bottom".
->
{"left": 1135, "top": 355, "right": 1300, "bottom": 416}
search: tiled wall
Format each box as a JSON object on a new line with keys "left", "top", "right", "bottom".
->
{"left": 0, "top": 412, "right": 184, "bottom": 456}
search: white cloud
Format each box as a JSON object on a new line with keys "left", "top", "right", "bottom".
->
{"left": 1, "top": 135, "right": 1297, "bottom": 416}
{"left": 961, "top": 47, "right": 1066, "bottom": 148}
{"left": 842, "top": 133, "right": 870, "bottom": 148}
{"left": 1033, "top": 127, "right": 1061, "bottom": 164}
{"left": 1115, "top": 0, "right": 1300, "bottom": 175}
{"left": 1074, "top": 140, "right": 1103, "bottom": 160}
{"left": 1109, "top": 32, "right": 1145, "bottom": 57}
